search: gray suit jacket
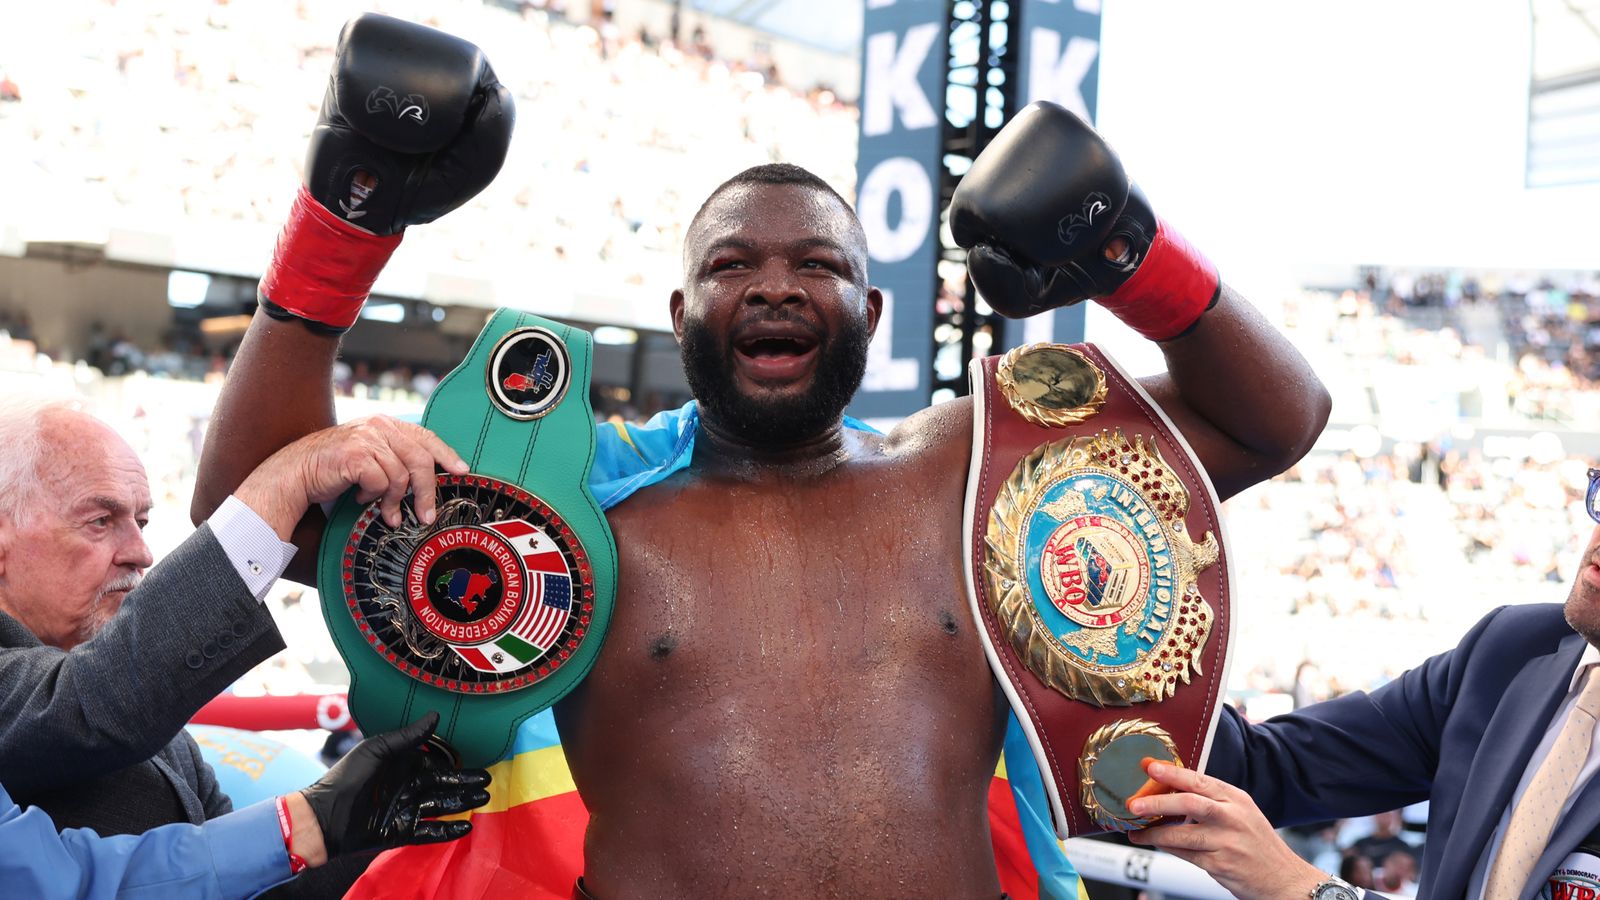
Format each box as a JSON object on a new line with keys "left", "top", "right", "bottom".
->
{"left": 0, "top": 524, "right": 285, "bottom": 835}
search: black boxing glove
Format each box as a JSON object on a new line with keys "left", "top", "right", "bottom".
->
{"left": 299, "top": 712, "right": 491, "bottom": 857}
{"left": 259, "top": 13, "right": 515, "bottom": 333}
{"left": 949, "top": 101, "right": 1219, "bottom": 341}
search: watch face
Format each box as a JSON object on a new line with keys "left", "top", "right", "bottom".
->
{"left": 1312, "top": 881, "right": 1360, "bottom": 900}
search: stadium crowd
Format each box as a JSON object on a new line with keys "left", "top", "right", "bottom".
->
{"left": 0, "top": 0, "right": 857, "bottom": 293}
{"left": 1366, "top": 269, "right": 1600, "bottom": 425}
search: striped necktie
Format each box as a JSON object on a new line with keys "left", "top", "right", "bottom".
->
{"left": 1483, "top": 665, "right": 1600, "bottom": 899}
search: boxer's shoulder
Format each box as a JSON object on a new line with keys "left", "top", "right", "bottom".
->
{"left": 864, "top": 395, "right": 972, "bottom": 499}
{"left": 878, "top": 394, "right": 975, "bottom": 480}
{"left": 602, "top": 466, "right": 698, "bottom": 521}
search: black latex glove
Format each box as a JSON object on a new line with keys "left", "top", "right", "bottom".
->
{"left": 300, "top": 711, "right": 492, "bottom": 857}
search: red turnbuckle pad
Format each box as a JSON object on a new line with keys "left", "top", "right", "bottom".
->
{"left": 258, "top": 187, "right": 404, "bottom": 330}
{"left": 1097, "top": 219, "right": 1219, "bottom": 342}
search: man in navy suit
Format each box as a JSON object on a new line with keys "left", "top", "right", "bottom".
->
{"left": 1125, "top": 467, "right": 1600, "bottom": 900}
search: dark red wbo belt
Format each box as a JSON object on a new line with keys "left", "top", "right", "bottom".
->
{"left": 964, "top": 341, "right": 1234, "bottom": 836}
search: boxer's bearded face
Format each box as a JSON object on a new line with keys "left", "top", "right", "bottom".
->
{"left": 680, "top": 305, "right": 871, "bottom": 445}
{"left": 675, "top": 183, "right": 879, "bottom": 446}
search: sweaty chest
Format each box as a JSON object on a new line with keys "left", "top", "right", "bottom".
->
{"left": 557, "top": 446, "right": 1008, "bottom": 893}
{"left": 606, "top": 470, "right": 974, "bottom": 691}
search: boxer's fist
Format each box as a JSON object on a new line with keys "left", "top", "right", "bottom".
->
{"left": 307, "top": 13, "right": 514, "bottom": 236}
{"left": 949, "top": 102, "right": 1217, "bottom": 341}
{"left": 259, "top": 14, "right": 515, "bottom": 333}
{"left": 950, "top": 102, "right": 1139, "bottom": 312}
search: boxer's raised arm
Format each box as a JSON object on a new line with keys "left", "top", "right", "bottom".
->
{"left": 1137, "top": 285, "right": 1328, "bottom": 501}
{"left": 949, "top": 102, "right": 1328, "bottom": 499}
{"left": 192, "top": 13, "right": 513, "bottom": 582}
{"left": 193, "top": 318, "right": 341, "bottom": 576}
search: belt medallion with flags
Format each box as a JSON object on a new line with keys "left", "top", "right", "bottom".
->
{"left": 318, "top": 309, "right": 617, "bottom": 768}
{"left": 964, "top": 341, "right": 1235, "bottom": 836}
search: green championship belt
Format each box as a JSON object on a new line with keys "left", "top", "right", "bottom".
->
{"left": 318, "top": 310, "right": 616, "bottom": 767}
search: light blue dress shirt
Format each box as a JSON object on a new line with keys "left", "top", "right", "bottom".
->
{"left": 0, "top": 781, "right": 291, "bottom": 899}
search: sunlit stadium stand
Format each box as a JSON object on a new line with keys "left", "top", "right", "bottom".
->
{"left": 6, "top": 1, "right": 1600, "bottom": 894}
{"left": 0, "top": 0, "right": 858, "bottom": 346}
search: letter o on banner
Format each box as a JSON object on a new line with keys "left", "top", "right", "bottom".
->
{"left": 858, "top": 156, "right": 934, "bottom": 264}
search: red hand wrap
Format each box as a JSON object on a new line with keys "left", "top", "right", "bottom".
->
{"left": 1096, "top": 218, "right": 1219, "bottom": 341}
{"left": 258, "top": 187, "right": 403, "bottom": 330}
{"left": 275, "top": 795, "right": 310, "bottom": 875}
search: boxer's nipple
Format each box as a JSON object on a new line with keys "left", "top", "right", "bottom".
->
{"left": 649, "top": 632, "right": 678, "bottom": 660}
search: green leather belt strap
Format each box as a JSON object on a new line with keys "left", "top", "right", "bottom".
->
{"left": 318, "top": 309, "right": 617, "bottom": 766}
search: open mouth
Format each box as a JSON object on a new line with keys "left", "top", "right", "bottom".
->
{"left": 732, "top": 329, "right": 821, "bottom": 383}
{"left": 737, "top": 334, "right": 817, "bottom": 358}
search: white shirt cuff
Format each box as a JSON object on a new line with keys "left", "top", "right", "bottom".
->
{"left": 209, "top": 495, "right": 299, "bottom": 603}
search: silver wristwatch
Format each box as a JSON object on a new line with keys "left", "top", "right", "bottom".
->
{"left": 1309, "top": 876, "right": 1360, "bottom": 900}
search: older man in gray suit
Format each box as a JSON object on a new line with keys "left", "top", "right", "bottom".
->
{"left": 0, "top": 394, "right": 463, "bottom": 837}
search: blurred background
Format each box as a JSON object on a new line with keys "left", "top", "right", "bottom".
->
{"left": 1, "top": 0, "right": 1598, "bottom": 894}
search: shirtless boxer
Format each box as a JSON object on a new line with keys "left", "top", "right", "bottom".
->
{"left": 193, "top": 15, "right": 1331, "bottom": 898}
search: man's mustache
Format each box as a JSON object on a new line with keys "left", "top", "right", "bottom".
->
{"left": 729, "top": 312, "right": 825, "bottom": 343}
{"left": 98, "top": 573, "right": 143, "bottom": 600}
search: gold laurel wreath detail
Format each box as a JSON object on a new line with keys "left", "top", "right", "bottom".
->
{"left": 982, "top": 428, "right": 1219, "bottom": 707}
{"left": 994, "top": 343, "right": 1109, "bottom": 428}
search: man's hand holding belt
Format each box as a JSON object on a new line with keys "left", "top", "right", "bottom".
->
{"left": 232, "top": 416, "right": 469, "bottom": 543}
{"left": 283, "top": 711, "right": 491, "bottom": 870}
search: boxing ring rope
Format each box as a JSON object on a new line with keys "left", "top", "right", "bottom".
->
{"left": 190, "top": 693, "right": 357, "bottom": 732}
{"left": 1063, "top": 838, "right": 1408, "bottom": 900}
{"left": 1062, "top": 838, "right": 1233, "bottom": 899}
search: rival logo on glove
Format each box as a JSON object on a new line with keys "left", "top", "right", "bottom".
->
{"left": 365, "top": 85, "right": 431, "bottom": 124}
{"left": 1057, "top": 192, "right": 1111, "bottom": 248}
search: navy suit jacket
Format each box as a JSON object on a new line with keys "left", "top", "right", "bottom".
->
{"left": 1205, "top": 603, "right": 1596, "bottom": 900}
